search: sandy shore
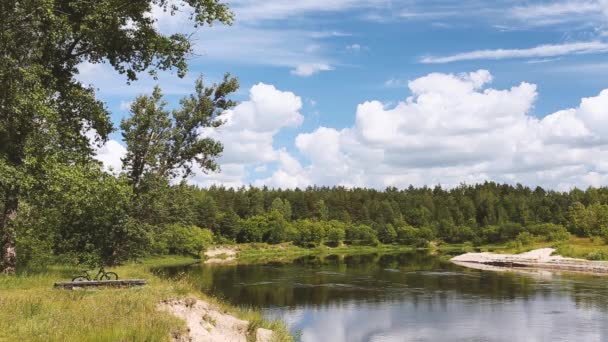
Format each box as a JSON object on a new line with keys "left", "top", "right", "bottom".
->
{"left": 451, "top": 248, "right": 608, "bottom": 274}
{"left": 159, "top": 298, "right": 273, "bottom": 342}
{"left": 204, "top": 247, "right": 238, "bottom": 264}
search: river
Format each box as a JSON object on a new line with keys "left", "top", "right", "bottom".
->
{"left": 157, "top": 251, "right": 608, "bottom": 341}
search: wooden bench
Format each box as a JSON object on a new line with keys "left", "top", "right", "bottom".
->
{"left": 54, "top": 279, "right": 147, "bottom": 290}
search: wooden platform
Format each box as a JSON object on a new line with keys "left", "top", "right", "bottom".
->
{"left": 54, "top": 279, "right": 147, "bottom": 290}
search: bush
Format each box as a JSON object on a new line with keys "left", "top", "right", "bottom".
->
{"left": 236, "top": 216, "right": 268, "bottom": 243}
{"left": 587, "top": 250, "right": 608, "bottom": 260}
{"left": 293, "top": 220, "right": 325, "bottom": 247}
{"left": 325, "top": 221, "right": 346, "bottom": 247}
{"left": 345, "top": 224, "right": 379, "bottom": 246}
{"left": 515, "top": 231, "right": 534, "bottom": 246}
{"left": 499, "top": 223, "right": 524, "bottom": 241}
{"left": 396, "top": 225, "right": 433, "bottom": 247}
{"left": 378, "top": 224, "right": 397, "bottom": 244}
{"left": 161, "top": 224, "right": 214, "bottom": 256}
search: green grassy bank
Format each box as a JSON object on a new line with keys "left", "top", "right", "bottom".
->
{"left": 230, "top": 237, "right": 608, "bottom": 263}
{"left": 0, "top": 256, "right": 292, "bottom": 342}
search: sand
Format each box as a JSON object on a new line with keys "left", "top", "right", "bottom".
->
{"left": 451, "top": 248, "right": 608, "bottom": 274}
{"left": 204, "top": 247, "right": 238, "bottom": 264}
{"left": 159, "top": 298, "right": 273, "bottom": 342}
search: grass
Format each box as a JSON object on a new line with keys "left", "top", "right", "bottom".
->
{"left": 234, "top": 242, "right": 417, "bottom": 264}
{"left": 0, "top": 256, "right": 293, "bottom": 342}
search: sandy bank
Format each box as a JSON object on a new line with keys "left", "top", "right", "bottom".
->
{"left": 452, "top": 248, "right": 608, "bottom": 274}
{"left": 159, "top": 298, "right": 273, "bottom": 342}
{"left": 204, "top": 247, "right": 238, "bottom": 264}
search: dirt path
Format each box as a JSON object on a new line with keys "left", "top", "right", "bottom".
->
{"left": 159, "top": 298, "right": 273, "bottom": 342}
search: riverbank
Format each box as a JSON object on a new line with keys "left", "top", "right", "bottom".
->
{"left": 204, "top": 243, "right": 423, "bottom": 265}
{"left": 452, "top": 248, "right": 608, "bottom": 274}
{"left": 0, "top": 256, "right": 291, "bottom": 341}
{"left": 202, "top": 237, "right": 608, "bottom": 266}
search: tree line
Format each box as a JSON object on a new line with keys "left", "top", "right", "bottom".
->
{"left": 117, "top": 182, "right": 608, "bottom": 250}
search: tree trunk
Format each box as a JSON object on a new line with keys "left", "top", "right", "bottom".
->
{"left": 1, "top": 189, "right": 18, "bottom": 274}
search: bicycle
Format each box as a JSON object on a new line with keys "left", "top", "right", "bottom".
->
{"left": 72, "top": 266, "right": 119, "bottom": 281}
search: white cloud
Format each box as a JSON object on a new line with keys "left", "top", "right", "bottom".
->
{"left": 291, "top": 63, "right": 334, "bottom": 77}
{"left": 384, "top": 78, "right": 409, "bottom": 88}
{"left": 261, "top": 70, "right": 608, "bottom": 189}
{"left": 190, "top": 83, "right": 304, "bottom": 187}
{"left": 119, "top": 101, "right": 133, "bottom": 111}
{"left": 421, "top": 41, "right": 608, "bottom": 63}
{"left": 346, "top": 44, "right": 361, "bottom": 51}
{"left": 92, "top": 82, "right": 304, "bottom": 186}
{"left": 94, "top": 139, "right": 127, "bottom": 174}
{"left": 228, "top": 0, "right": 389, "bottom": 22}
{"left": 93, "top": 71, "right": 608, "bottom": 190}
{"left": 511, "top": 1, "right": 602, "bottom": 20}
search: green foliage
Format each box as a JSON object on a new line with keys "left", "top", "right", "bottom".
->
{"left": 527, "top": 223, "right": 570, "bottom": 242}
{"left": 218, "top": 210, "right": 240, "bottom": 241}
{"left": 586, "top": 250, "right": 608, "bottom": 260}
{"left": 378, "top": 224, "right": 397, "bottom": 244}
{"left": 121, "top": 76, "right": 238, "bottom": 190}
{"left": 325, "top": 221, "right": 346, "bottom": 247}
{"left": 270, "top": 198, "right": 292, "bottom": 220}
{"left": 0, "top": 0, "right": 235, "bottom": 272}
{"left": 293, "top": 220, "right": 325, "bottom": 247}
{"left": 159, "top": 224, "right": 214, "bottom": 257}
{"left": 15, "top": 163, "right": 134, "bottom": 267}
{"left": 237, "top": 216, "right": 268, "bottom": 243}
{"left": 346, "top": 224, "right": 379, "bottom": 246}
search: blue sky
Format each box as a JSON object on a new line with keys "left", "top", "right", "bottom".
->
{"left": 87, "top": 0, "right": 608, "bottom": 190}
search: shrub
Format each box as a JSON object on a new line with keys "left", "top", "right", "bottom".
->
{"left": 161, "top": 224, "right": 214, "bottom": 256}
{"left": 515, "top": 231, "right": 534, "bottom": 246}
{"left": 345, "top": 224, "right": 379, "bottom": 246}
{"left": 293, "top": 220, "right": 325, "bottom": 247}
{"left": 325, "top": 221, "right": 346, "bottom": 247}
{"left": 378, "top": 224, "right": 397, "bottom": 244}
{"left": 236, "top": 216, "right": 268, "bottom": 243}
{"left": 396, "top": 225, "right": 433, "bottom": 247}
{"left": 587, "top": 250, "right": 608, "bottom": 261}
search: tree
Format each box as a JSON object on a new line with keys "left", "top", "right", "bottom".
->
{"left": 218, "top": 209, "right": 239, "bottom": 241}
{"left": 19, "top": 162, "right": 134, "bottom": 266}
{"left": 0, "top": 0, "right": 234, "bottom": 273}
{"left": 270, "top": 198, "right": 292, "bottom": 220}
{"left": 121, "top": 75, "right": 238, "bottom": 192}
{"left": 378, "top": 224, "right": 397, "bottom": 244}
{"left": 316, "top": 199, "right": 329, "bottom": 221}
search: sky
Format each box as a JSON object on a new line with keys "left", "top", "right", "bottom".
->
{"left": 84, "top": 0, "right": 608, "bottom": 190}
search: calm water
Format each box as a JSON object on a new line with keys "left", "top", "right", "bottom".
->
{"left": 157, "top": 251, "right": 608, "bottom": 342}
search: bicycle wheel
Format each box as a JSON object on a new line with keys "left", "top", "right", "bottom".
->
{"left": 72, "top": 276, "right": 88, "bottom": 282}
{"left": 100, "top": 272, "right": 118, "bottom": 280}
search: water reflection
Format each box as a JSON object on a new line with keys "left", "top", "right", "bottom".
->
{"left": 158, "top": 251, "right": 608, "bottom": 341}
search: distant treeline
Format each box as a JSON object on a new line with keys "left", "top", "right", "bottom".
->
{"left": 8, "top": 171, "right": 608, "bottom": 268}
{"left": 136, "top": 182, "right": 608, "bottom": 248}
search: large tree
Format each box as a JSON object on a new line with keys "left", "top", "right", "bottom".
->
{"left": 121, "top": 74, "right": 238, "bottom": 193}
{"left": 0, "top": 0, "right": 233, "bottom": 273}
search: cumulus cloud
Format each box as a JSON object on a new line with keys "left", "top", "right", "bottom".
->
{"left": 93, "top": 83, "right": 304, "bottom": 186}
{"left": 93, "top": 139, "right": 127, "bottom": 174}
{"left": 291, "top": 63, "right": 334, "bottom": 77}
{"left": 93, "top": 71, "right": 608, "bottom": 190}
{"left": 263, "top": 70, "right": 608, "bottom": 189}
{"left": 421, "top": 41, "right": 608, "bottom": 64}
{"left": 190, "top": 83, "right": 304, "bottom": 187}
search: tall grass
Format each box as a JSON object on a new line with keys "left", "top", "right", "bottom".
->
{"left": 0, "top": 256, "right": 292, "bottom": 342}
